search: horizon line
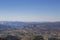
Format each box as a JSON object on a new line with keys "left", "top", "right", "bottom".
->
{"left": 0, "top": 20, "right": 60, "bottom": 22}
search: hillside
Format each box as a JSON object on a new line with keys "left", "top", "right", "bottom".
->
{"left": 0, "top": 21, "right": 60, "bottom": 35}
{"left": 23, "top": 22, "right": 60, "bottom": 34}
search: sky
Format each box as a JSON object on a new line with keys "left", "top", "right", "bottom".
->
{"left": 0, "top": 0, "right": 60, "bottom": 22}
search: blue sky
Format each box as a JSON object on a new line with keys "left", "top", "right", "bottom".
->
{"left": 0, "top": 0, "right": 60, "bottom": 22}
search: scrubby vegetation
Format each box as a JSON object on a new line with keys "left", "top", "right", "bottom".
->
{"left": 0, "top": 33, "right": 60, "bottom": 40}
{"left": 0, "top": 22, "right": 60, "bottom": 40}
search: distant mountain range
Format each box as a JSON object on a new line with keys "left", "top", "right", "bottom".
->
{"left": 0, "top": 21, "right": 29, "bottom": 27}
{"left": 0, "top": 21, "right": 60, "bottom": 34}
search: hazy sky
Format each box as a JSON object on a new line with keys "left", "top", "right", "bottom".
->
{"left": 0, "top": 0, "right": 60, "bottom": 22}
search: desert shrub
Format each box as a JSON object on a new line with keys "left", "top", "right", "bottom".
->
{"left": 48, "top": 37, "right": 58, "bottom": 40}
{"left": 0, "top": 35, "right": 21, "bottom": 40}
{"left": 33, "top": 35, "right": 44, "bottom": 40}
{"left": 6, "top": 35, "right": 21, "bottom": 40}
